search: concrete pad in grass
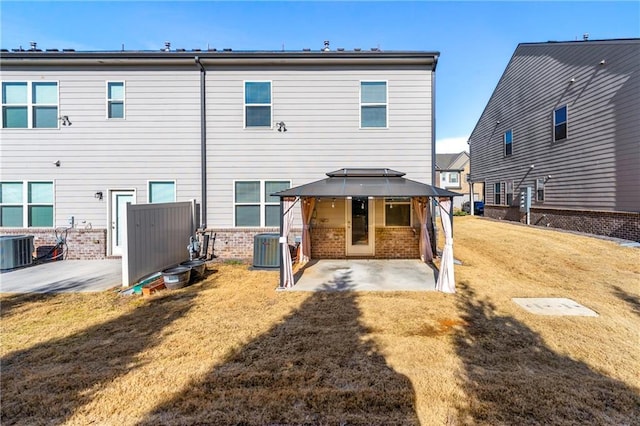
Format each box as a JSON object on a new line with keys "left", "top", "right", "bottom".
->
{"left": 512, "top": 298, "right": 598, "bottom": 317}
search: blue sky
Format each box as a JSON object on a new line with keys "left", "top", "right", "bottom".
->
{"left": 2, "top": 1, "right": 638, "bottom": 152}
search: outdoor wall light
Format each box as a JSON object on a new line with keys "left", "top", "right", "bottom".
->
{"left": 276, "top": 121, "right": 287, "bottom": 132}
{"left": 59, "top": 115, "right": 72, "bottom": 126}
{"left": 53, "top": 160, "right": 61, "bottom": 167}
{"left": 544, "top": 175, "right": 552, "bottom": 183}
{"left": 331, "top": 198, "right": 336, "bottom": 208}
{"left": 94, "top": 191, "right": 103, "bottom": 200}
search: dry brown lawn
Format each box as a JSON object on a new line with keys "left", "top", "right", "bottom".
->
{"left": 1, "top": 216, "right": 639, "bottom": 425}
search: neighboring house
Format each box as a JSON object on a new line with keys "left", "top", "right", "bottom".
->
{"left": 1, "top": 43, "right": 445, "bottom": 259}
{"left": 435, "top": 151, "right": 481, "bottom": 210}
{"left": 468, "top": 38, "right": 640, "bottom": 242}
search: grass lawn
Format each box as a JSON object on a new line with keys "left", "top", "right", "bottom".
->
{"left": 1, "top": 216, "right": 639, "bottom": 425}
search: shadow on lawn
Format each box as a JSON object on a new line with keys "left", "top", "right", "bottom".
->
{"left": 139, "top": 284, "right": 420, "bottom": 425}
{"left": 612, "top": 285, "right": 640, "bottom": 317}
{"left": 0, "top": 292, "right": 63, "bottom": 319}
{"left": 1, "top": 292, "right": 197, "bottom": 425}
{"left": 454, "top": 283, "right": 640, "bottom": 424}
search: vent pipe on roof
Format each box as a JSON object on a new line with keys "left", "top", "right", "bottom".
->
{"left": 30, "top": 41, "right": 37, "bottom": 51}
{"left": 323, "top": 40, "right": 330, "bottom": 51}
{"left": 164, "top": 41, "right": 171, "bottom": 51}
{"left": 583, "top": 33, "right": 589, "bottom": 41}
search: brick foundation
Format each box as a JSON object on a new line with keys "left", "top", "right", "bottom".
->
{"left": 311, "top": 227, "right": 346, "bottom": 258}
{"left": 207, "top": 228, "right": 302, "bottom": 261}
{"left": 0, "top": 228, "right": 107, "bottom": 260}
{"left": 484, "top": 205, "right": 640, "bottom": 242}
{"left": 375, "top": 227, "right": 420, "bottom": 258}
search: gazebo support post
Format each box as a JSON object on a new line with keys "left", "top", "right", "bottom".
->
{"left": 278, "top": 197, "right": 284, "bottom": 289}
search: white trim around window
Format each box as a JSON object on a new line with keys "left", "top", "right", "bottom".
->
{"left": 106, "top": 81, "right": 125, "bottom": 119}
{"left": 1, "top": 81, "right": 60, "bottom": 129}
{"left": 147, "top": 180, "right": 176, "bottom": 203}
{"left": 0, "top": 180, "right": 55, "bottom": 228}
{"left": 233, "top": 179, "right": 291, "bottom": 227}
{"left": 360, "top": 80, "right": 388, "bottom": 129}
{"left": 553, "top": 105, "right": 568, "bottom": 142}
{"left": 243, "top": 81, "right": 272, "bottom": 129}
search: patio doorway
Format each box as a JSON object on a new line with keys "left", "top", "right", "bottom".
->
{"left": 346, "top": 197, "right": 374, "bottom": 256}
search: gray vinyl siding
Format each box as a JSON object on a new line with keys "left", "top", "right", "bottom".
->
{"left": 0, "top": 67, "right": 202, "bottom": 229}
{"left": 469, "top": 39, "right": 640, "bottom": 213}
{"left": 205, "top": 66, "right": 433, "bottom": 227}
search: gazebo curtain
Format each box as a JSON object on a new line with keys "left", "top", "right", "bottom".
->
{"left": 282, "top": 198, "right": 295, "bottom": 288}
{"left": 412, "top": 197, "right": 434, "bottom": 263}
{"left": 436, "top": 198, "right": 456, "bottom": 293}
{"left": 300, "top": 197, "right": 316, "bottom": 264}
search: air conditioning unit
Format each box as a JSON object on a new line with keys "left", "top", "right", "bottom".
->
{"left": 253, "top": 233, "right": 280, "bottom": 268}
{"left": 0, "top": 235, "right": 34, "bottom": 270}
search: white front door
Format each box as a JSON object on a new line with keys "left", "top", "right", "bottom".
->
{"left": 110, "top": 190, "right": 135, "bottom": 256}
{"left": 346, "top": 197, "right": 374, "bottom": 256}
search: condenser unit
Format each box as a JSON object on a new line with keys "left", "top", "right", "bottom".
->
{"left": 0, "top": 235, "right": 34, "bottom": 270}
{"left": 253, "top": 233, "right": 280, "bottom": 268}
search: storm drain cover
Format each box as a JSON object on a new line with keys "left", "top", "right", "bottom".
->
{"left": 512, "top": 298, "right": 598, "bottom": 317}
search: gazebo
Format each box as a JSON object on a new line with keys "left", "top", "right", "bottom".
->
{"left": 273, "top": 169, "right": 460, "bottom": 292}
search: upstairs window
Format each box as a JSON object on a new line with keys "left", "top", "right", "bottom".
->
{"left": 245, "top": 82, "right": 271, "bottom": 128}
{"left": 2, "top": 81, "right": 59, "bottom": 128}
{"left": 234, "top": 180, "right": 290, "bottom": 227}
{"left": 504, "top": 129, "right": 513, "bottom": 156}
{"left": 148, "top": 181, "right": 176, "bottom": 203}
{"left": 107, "top": 82, "right": 125, "bottom": 119}
{"left": 0, "top": 181, "right": 54, "bottom": 227}
{"left": 448, "top": 172, "right": 460, "bottom": 185}
{"left": 554, "top": 105, "right": 567, "bottom": 141}
{"left": 360, "top": 81, "right": 387, "bottom": 128}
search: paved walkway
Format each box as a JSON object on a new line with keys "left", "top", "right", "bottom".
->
{"left": 291, "top": 259, "right": 437, "bottom": 291}
{"left": 0, "top": 260, "right": 122, "bottom": 293}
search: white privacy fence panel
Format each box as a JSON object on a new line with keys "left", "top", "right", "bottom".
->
{"left": 122, "top": 201, "right": 195, "bottom": 286}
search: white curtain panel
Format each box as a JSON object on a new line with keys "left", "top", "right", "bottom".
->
{"left": 436, "top": 198, "right": 456, "bottom": 293}
{"left": 412, "top": 197, "right": 434, "bottom": 263}
{"left": 282, "top": 198, "right": 295, "bottom": 288}
{"left": 300, "top": 197, "right": 316, "bottom": 264}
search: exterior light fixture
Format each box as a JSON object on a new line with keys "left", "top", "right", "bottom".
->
{"left": 94, "top": 191, "right": 103, "bottom": 200}
{"left": 276, "top": 121, "right": 287, "bottom": 132}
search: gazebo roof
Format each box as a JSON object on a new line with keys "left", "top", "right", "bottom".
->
{"left": 274, "top": 168, "right": 461, "bottom": 198}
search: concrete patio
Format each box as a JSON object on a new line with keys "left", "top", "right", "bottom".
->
{"left": 0, "top": 260, "right": 122, "bottom": 293}
{"left": 290, "top": 259, "right": 438, "bottom": 291}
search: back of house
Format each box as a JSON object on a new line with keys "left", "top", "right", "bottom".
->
{"left": 0, "top": 43, "right": 440, "bottom": 259}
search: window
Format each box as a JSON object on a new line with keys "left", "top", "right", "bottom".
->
{"left": 448, "top": 172, "right": 460, "bottom": 185}
{"left": 2, "top": 81, "right": 58, "bottom": 128}
{"left": 148, "top": 181, "right": 176, "bottom": 203}
{"left": 536, "top": 178, "right": 545, "bottom": 202}
{"left": 107, "top": 82, "right": 125, "bottom": 119}
{"left": 234, "top": 180, "right": 290, "bottom": 227}
{"left": 244, "top": 82, "right": 271, "bottom": 127}
{"left": 504, "top": 129, "right": 513, "bottom": 156}
{"left": 1, "top": 181, "right": 54, "bottom": 227}
{"left": 360, "top": 81, "right": 387, "bottom": 128}
{"left": 506, "top": 180, "right": 514, "bottom": 205}
{"left": 494, "top": 182, "right": 501, "bottom": 205}
{"left": 554, "top": 105, "right": 567, "bottom": 141}
{"left": 385, "top": 198, "right": 411, "bottom": 226}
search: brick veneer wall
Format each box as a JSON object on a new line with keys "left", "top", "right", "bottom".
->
{"left": 207, "top": 228, "right": 303, "bottom": 261}
{"left": 484, "top": 205, "right": 640, "bottom": 242}
{"left": 311, "top": 227, "right": 346, "bottom": 258}
{"left": 375, "top": 227, "right": 420, "bottom": 258}
{"left": 0, "top": 228, "right": 107, "bottom": 260}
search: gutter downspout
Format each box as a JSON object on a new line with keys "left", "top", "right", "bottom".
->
{"left": 195, "top": 56, "right": 207, "bottom": 229}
